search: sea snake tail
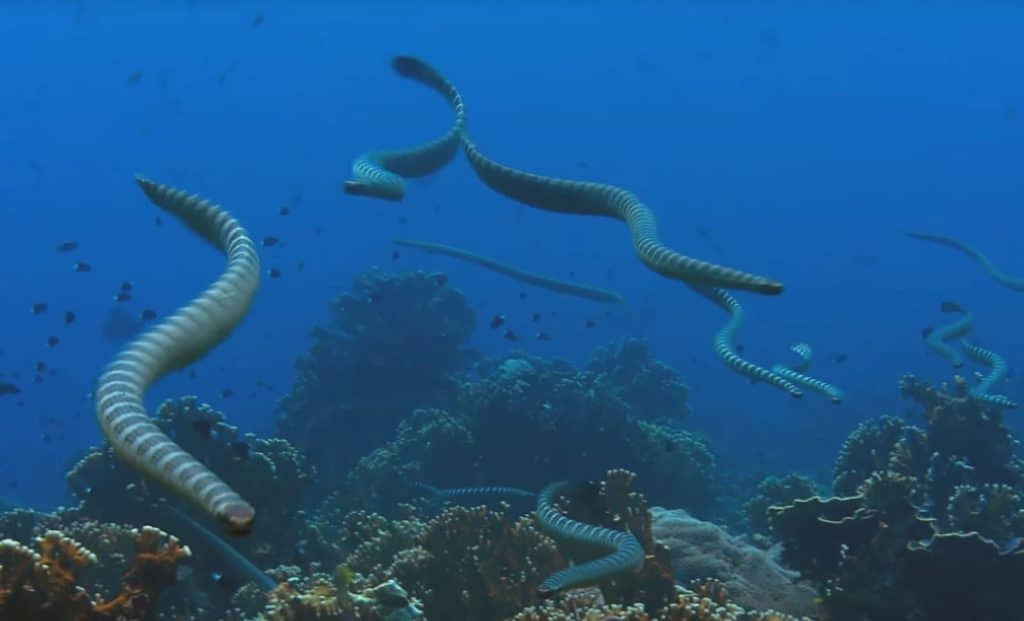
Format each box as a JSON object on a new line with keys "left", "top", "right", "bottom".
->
{"left": 771, "top": 343, "right": 844, "bottom": 404}
{"left": 906, "top": 232, "right": 1024, "bottom": 292}
{"left": 394, "top": 239, "right": 624, "bottom": 304}
{"left": 165, "top": 505, "right": 276, "bottom": 592}
{"left": 535, "top": 481, "right": 645, "bottom": 594}
{"left": 960, "top": 340, "right": 1017, "bottom": 409}
{"left": 924, "top": 304, "right": 973, "bottom": 368}
{"left": 413, "top": 483, "right": 535, "bottom": 501}
{"left": 688, "top": 285, "right": 803, "bottom": 398}
{"left": 95, "top": 177, "right": 260, "bottom": 535}
{"left": 343, "top": 56, "right": 467, "bottom": 201}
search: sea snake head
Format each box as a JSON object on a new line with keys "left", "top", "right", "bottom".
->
{"left": 219, "top": 501, "right": 256, "bottom": 536}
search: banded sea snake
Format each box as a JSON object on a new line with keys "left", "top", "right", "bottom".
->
{"left": 95, "top": 178, "right": 260, "bottom": 534}
{"left": 907, "top": 232, "right": 1024, "bottom": 292}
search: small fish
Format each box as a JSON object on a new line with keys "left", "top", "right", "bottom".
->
{"left": 33, "top": 375, "right": 44, "bottom": 384}
{"left": 41, "top": 433, "right": 53, "bottom": 444}
{"left": 140, "top": 309, "right": 157, "bottom": 321}
{"left": 113, "top": 292, "right": 132, "bottom": 302}
{"left": 221, "top": 388, "right": 234, "bottom": 399}
{"left": 63, "top": 311, "right": 75, "bottom": 325}
{"left": 490, "top": 314, "right": 506, "bottom": 329}
{"left": 72, "top": 262, "right": 92, "bottom": 272}
{"left": 126, "top": 70, "right": 143, "bottom": 84}
{"left": 921, "top": 327, "right": 934, "bottom": 339}
{"left": 188, "top": 368, "right": 198, "bottom": 380}
{"left": 279, "top": 206, "right": 290, "bottom": 216}
{"left": 503, "top": 330, "right": 518, "bottom": 341}
{"left": 518, "top": 291, "right": 528, "bottom": 299}
{"left": 120, "top": 281, "right": 133, "bottom": 291}
{"left": 834, "top": 353, "right": 848, "bottom": 364}
{"left": 192, "top": 419, "right": 213, "bottom": 437}
{"left": 154, "top": 216, "right": 163, "bottom": 227}
{"left": 262, "top": 236, "right": 279, "bottom": 247}
{"left": 392, "top": 250, "right": 400, "bottom": 261}
{"left": 251, "top": 13, "right": 264, "bottom": 28}
{"left": 0, "top": 383, "right": 20, "bottom": 397}
{"left": 46, "top": 336, "right": 59, "bottom": 347}
{"left": 584, "top": 319, "right": 596, "bottom": 328}
{"left": 56, "top": 241, "right": 78, "bottom": 252}
{"left": 35, "top": 361, "right": 46, "bottom": 373}
{"left": 531, "top": 312, "right": 541, "bottom": 322}
{"left": 267, "top": 268, "right": 281, "bottom": 279}
{"left": 536, "top": 332, "right": 551, "bottom": 341}
{"left": 940, "top": 301, "right": 964, "bottom": 313}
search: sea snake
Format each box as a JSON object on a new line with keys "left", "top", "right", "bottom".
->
{"left": 960, "top": 340, "right": 1017, "bottom": 409}
{"left": 771, "top": 343, "right": 844, "bottom": 404}
{"left": 347, "top": 55, "right": 784, "bottom": 296}
{"left": 94, "top": 177, "right": 260, "bottom": 535}
{"left": 907, "top": 232, "right": 1024, "bottom": 292}
{"left": 165, "top": 505, "right": 276, "bottom": 592}
{"left": 394, "top": 239, "right": 624, "bottom": 303}
{"left": 535, "top": 480, "right": 645, "bottom": 594}
{"left": 413, "top": 483, "right": 535, "bottom": 502}
{"left": 924, "top": 302, "right": 973, "bottom": 368}
{"left": 688, "top": 285, "right": 803, "bottom": 398}
{"left": 343, "top": 57, "right": 466, "bottom": 201}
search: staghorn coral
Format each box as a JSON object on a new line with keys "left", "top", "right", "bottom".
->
{"left": 0, "top": 525, "right": 189, "bottom": 621}
{"left": 277, "top": 268, "right": 476, "bottom": 489}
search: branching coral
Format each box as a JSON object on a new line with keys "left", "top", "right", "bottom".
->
{"left": 742, "top": 474, "right": 819, "bottom": 540}
{"left": 586, "top": 339, "right": 692, "bottom": 422}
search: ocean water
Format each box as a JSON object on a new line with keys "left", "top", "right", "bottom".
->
{"left": 1, "top": 2, "right": 1022, "bottom": 620}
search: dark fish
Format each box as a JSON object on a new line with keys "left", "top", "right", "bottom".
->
{"left": 279, "top": 206, "right": 290, "bottom": 216}
{"left": 231, "top": 440, "right": 250, "bottom": 459}
{"left": 391, "top": 250, "right": 400, "bottom": 261}
{"left": 113, "top": 292, "right": 131, "bottom": 302}
{"left": 921, "top": 327, "right": 934, "bottom": 339}
{"left": 940, "top": 301, "right": 964, "bottom": 313}
{"left": 518, "top": 291, "right": 527, "bottom": 299}
{"left": 267, "top": 268, "right": 281, "bottom": 279}
{"left": 192, "top": 419, "right": 213, "bottom": 437}
{"left": 503, "top": 330, "right": 518, "bottom": 341}
{"left": 140, "top": 309, "right": 157, "bottom": 321}
{"left": 64, "top": 311, "right": 75, "bottom": 325}
{"left": 188, "top": 368, "right": 198, "bottom": 380}
{"left": 490, "top": 314, "right": 506, "bottom": 329}
{"left": 154, "top": 216, "right": 163, "bottom": 227}
{"left": 31, "top": 303, "right": 48, "bottom": 315}
{"left": 584, "top": 319, "right": 596, "bottom": 328}
{"left": 46, "top": 336, "right": 59, "bottom": 348}
{"left": 35, "top": 361, "right": 46, "bottom": 373}
{"left": 120, "top": 281, "right": 133, "bottom": 291}
{"left": 262, "top": 236, "right": 279, "bottom": 247}
{"left": 211, "top": 570, "right": 237, "bottom": 592}
{"left": 431, "top": 274, "right": 448, "bottom": 286}
{"left": 41, "top": 433, "right": 53, "bottom": 444}
{"left": 56, "top": 241, "right": 78, "bottom": 252}
{"left": 72, "top": 262, "right": 92, "bottom": 272}
{"left": 221, "top": 388, "right": 234, "bottom": 399}
{"left": 531, "top": 312, "right": 541, "bottom": 322}
{"left": 251, "top": 13, "right": 264, "bottom": 28}
{"left": 126, "top": 70, "right": 143, "bottom": 84}
{"left": 834, "top": 353, "right": 848, "bottom": 364}
{"left": 536, "top": 332, "right": 551, "bottom": 341}
{"left": 0, "top": 383, "right": 20, "bottom": 397}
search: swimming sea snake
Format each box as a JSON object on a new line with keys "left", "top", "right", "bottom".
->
{"left": 346, "top": 56, "right": 784, "bottom": 296}
{"left": 95, "top": 178, "right": 260, "bottom": 535}
{"left": 688, "top": 285, "right": 803, "bottom": 398}
{"left": 924, "top": 302, "right": 973, "bottom": 368}
{"left": 771, "top": 343, "right": 844, "bottom": 404}
{"left": 535, "top": 480, "right": 645, "bottom": 594}
{"left": 907, "top": 232, "right": 1024, "bottom": 292}
{"left": 394, "top": 239, "right": 624, "bottom": 303}
{"left": 165, "top": 505, "right": 276, "bottom": 591}
{"left": 959, "top": 340, "right": 1017, "bottom": 409}
{"left": 413, "top": 482, "right": 535, "bottom": 502}
{"left": 343, "top": 57, "right": 466, "bottom": 201}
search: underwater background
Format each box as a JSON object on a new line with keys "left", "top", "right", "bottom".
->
{"left": 1, "top": 1, "right": 1023, "bottom": 620}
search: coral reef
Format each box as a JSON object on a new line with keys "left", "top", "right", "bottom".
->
{"left": 742, "top": 474, "right": 819, "bottom": 540}
{"left": 587, "top": 338, "right": 692, "bottom": 422}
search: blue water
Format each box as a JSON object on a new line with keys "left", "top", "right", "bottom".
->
{"left": 1, "top": 1, "right": 1022, "bottom": 511}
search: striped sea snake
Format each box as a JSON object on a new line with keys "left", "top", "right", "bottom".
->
{"left": 165, "top": 505, "right": 276, "bottom": 591}
{"left": 688, "top": 285, "right": 803, "bottom": 398}
{"left": 924, "top": 302, "right": 973, "bottom": 368}
{"left": 535, "top": 480, "right": 645, "bottom": 594}
{"left": 394, "top": 239, "right": 624, "bottom": 303}
{"left": 959, "top": 340, "right": 1017, "bottom": 409}
{"left": 412, "top": 482, "right": 535, "bottom": 502}
{"left": 343, "top": 57, "right": 466, "bottom": 201}
{"left": 771, "top": 343, "right": 844, "bottom": 404}
{"left": 346, "top": 55, "right": 784, "bottom": 296}
{"left": 907, "top": 232, "right": 1024, "bottom": 292}
{"left": 94, "top": 178, "right": 260, "bottom": 535}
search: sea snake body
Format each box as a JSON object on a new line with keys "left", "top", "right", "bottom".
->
{"left": 535, "top": 480, "right": 645, "bottom": 594}
{"left": 394, "top": 239, "right": 624, "bottom": 303}
{"left": 688, "top": 285, "right": 802, "bottom": 398}
{"left": 95, "top": 178, "right": 260, "bottom": 535}
{"left": 348, "top": 55, "right": 784, "bottom": 296}
{"left": 960, "top": 340, "right": 1017, "bottom": 409}
{"left": 343, "top": 57, "right": 466, "bottom": 201}
{"left": 166, "top": 505, "right": 276, "bottom": 592}
{"left": 906, "top": 232, "right": 1024, "bottom": 292}
{"left": 771, "top": 343, "right": 844, "bottom": 404}
{"left": 924, "top": 303, "right": 973, "bottom": 368}
{"left": 414, "top": 483, "right": 535, "bottom": 502}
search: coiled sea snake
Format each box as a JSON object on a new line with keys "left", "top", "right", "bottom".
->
{"left": 771, "top": 343, "right": 844, "bottom": 404}
{"left": 907, "top": 232, "right": 1024, "bottom": 292}
{"left": 959, "top": 340, "right": 1017, "bottom": 409}
{"left": 346, "top": 55, "right": 783, "bottom": 296}
{"left": 343, "top": 57, "right": 466, "bottom": 201}
{"left": 535, "top": 481, "right": 645, "bottom": 594}
{"left": 924, "top": 302, "right": 973, "bottom": 368}
{"left": 95, "top": 177, "right": 260, "bottom": 535}
{"left": 394, "top": 238, "right": 624, "bottom": 303}
{"left": 688, "top": 285, "right": 803, "bottom": 398}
